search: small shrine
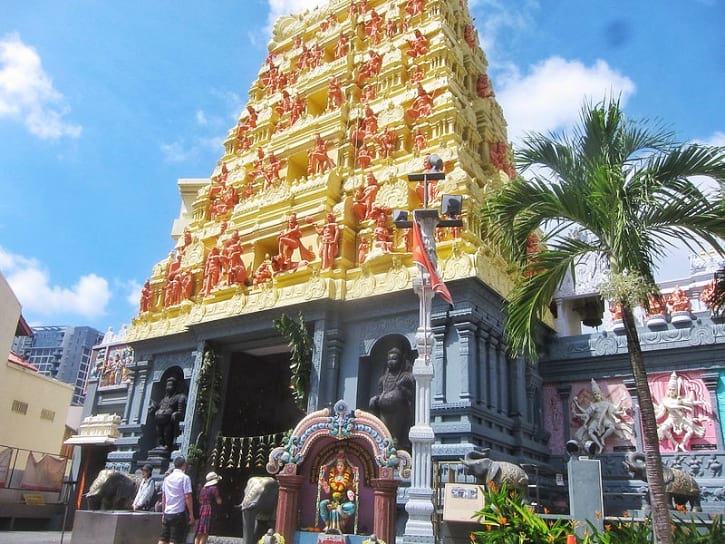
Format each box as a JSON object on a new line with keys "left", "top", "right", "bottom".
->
{"left": 266, "top": 400, "right": 411, "bottom": 544}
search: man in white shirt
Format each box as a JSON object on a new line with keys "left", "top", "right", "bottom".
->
{"left": 158, "top": 455, "right": 195, "bottom": 544}
{"left": 132, "top": 464, "right": 156, "bottom": 511}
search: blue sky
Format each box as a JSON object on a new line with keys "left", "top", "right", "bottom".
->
{"left": 0, "top": 0, "right": 723, "bottom": 334}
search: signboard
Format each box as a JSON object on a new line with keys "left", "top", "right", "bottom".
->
{"left": 442, "top": 483, "right": 485, "bottom": 522}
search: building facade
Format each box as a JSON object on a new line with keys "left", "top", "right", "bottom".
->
{"left": 13, "top": 326, "right": 103, "bottom": 406}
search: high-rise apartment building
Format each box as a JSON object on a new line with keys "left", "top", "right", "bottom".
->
{"left": 13, "top": 326, "right": 103, "bottom": 405}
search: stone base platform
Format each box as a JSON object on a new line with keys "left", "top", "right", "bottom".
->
{"left": 71, "top": 510, "right": 162, "bottom": 544}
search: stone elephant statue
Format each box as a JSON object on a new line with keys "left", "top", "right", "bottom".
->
{"left": 461, "top": 450, "right": 529, "bottom": 492}
{"left": 85, "top": 469, "right": 140, "bottom": 510}
{"left": 622, "top": 452, "right": 701, "bottom": 512}
{"left": 237, "top": 476, "right": 279, "bottom": 544}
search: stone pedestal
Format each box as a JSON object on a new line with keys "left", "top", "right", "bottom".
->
{"left": 71, "top": 510, "right": 163, "bottom": 544}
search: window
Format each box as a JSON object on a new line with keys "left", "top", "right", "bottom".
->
{"left": 41, "top": 409, "right": 55, "bottom": 421}
{"left": 11, "top": 400, "right": 28, "bottom": 415}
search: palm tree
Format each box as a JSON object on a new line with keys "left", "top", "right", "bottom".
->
{"left": 485, "top": 98, "right": 725, "bottom": 544}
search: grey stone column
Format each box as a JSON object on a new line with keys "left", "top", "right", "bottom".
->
{"left": 498, "top": 347, "right": 509, "bottom": 415}
{"left": 453, "top": 321, "right": 476, "bottom": 401}
{"left": 557, "top": 384, "right": 572, "bottom": 443}
{"left": 432, "top": 324, "right": 446, "bottom": 403}
{"left": 128, "top": 360, "right": 149, "bottom": 425}
{"left": 623, "top": 378, "right": 643, "bottom": 452}
{"left": 477, "top": 328, "right": 489, "bottom": 407}
{"left": 701, "top": 372, "right": 723, "bottom": 450}
{"left": 180, "top": 344, "right": 205, "bottom": 454}
{"left": 320, "top": 327, "right": 345, "bottom": 410}
{"left": 488, "top": 334, "right": 500, "bottom": 411}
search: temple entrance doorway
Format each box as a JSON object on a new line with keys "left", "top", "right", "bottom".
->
{"left": 211, "top": 350, "right": 305, "bottom": 538}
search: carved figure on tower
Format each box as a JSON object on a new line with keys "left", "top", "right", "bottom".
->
{"left": 371, "top": 205, "right": 393, "bottom": 253}
{"left": 357, "top": 50, "right": 383, "bottom": 86}
{"left": 314, "top": 213, "right": 341, "bottom": 270}
{"left": 407, "top": 83, "right": 434, "bottom": 120}
{"left": 405, "top": 0, "right": 425, "bottom": 17}
{"left": 364, "top": 9, "right": 384, "bottom": 45}
{"left": 353, "top": 172, "right": 380, "bottom": 221}
{"left": 140, "top": 279, "right": 153, "bottom": 312}
{"left": 668, "top": 286, "right": 691, "bottom": 312}
{"left": 327, "top": 76, "right": 344, "bottom": 111}
{"left": 222, "top": 231, "right": 249, "bottom": 286}
{"left": 253, "top": 254, "right": 274, "bottom": 286}
{"left": 354, "top": 145, "right": 373, "bottom": 170}
{"left": 406, "top": 29, "right": 429, "bottom": 58}
{"left": 277, "top": 212, "right": 315, "bottom": 270}
{"left": 308, "top": 134, "right": 336, "bottom": 175}
{"left": 362, "top": 105, "right": 378, "bottom": 138}
{"left": 477, "top": 73, "right": 494, "bottom": 98}
{"left": 263, "top": 151, "right": 285, "bottom": 189}
{"left": 335, "top": 31, "right": 349, "bottom": 59}
{"left": 377, "top": 127, "right": 397, "bottom": 159}
{"left": 202, "top": 247, "right": 223, "bottom": 295}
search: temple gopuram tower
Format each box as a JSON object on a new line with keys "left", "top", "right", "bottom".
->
{"left": 115, "top": 0, "right": 550, "bottom": 538}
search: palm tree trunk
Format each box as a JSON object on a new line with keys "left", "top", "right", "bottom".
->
{"left": 620, "top": 304, "right": 673, "bottom": 544}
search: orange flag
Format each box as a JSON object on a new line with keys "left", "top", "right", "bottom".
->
{"left": 412, "top": 219, "right": 453, "bottom": 305}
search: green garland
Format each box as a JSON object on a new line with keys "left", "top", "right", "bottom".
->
{"left": 274, "top": 312, "right": 313, "bottom": 412}
{"left": 192, "top": 344, "right": 223, "bottom": 464}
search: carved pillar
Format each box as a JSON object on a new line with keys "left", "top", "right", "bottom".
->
{"left": 453, "top": 321, "right": 476, "bottom": 401}
{"left": 122, "top": 368, "right": 137, "bottom": 425}
{"left": 477, "top": 328, "right": 488, "bottom": 407}
{"left": 499, "top": 349, "right": 509, "bottom": 415}
{"left": 180, "top": 345, "right": 206, "bottom": 454}
{"left": 701, "top": 372, "right": 723, "bottom": 450}
{"left": 275, "top": 472, "right": 305, "bottom": 543}
{"left": 488, "top": 335, "right": 499, "bottom": 411}
{"left": 557, "top": 384, "right": 572, "bottom": 443}
{"left": 320, "top": 326, "right": 344, "bottom": 410}
{"left": 371, "top": 475, "right": 400, "bottom": 544}
{"left": 509, "top": 356, "right": 526, "bottom": 419}
{"left": 432, "top": 324, "right": 446, "bottom": 403}
{"left": 623, "top": 378, "right": 643, "bottom": 451}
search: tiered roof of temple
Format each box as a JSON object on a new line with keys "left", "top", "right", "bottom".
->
{"left": 128, "top": 0, "right": 516, "bottom": 341}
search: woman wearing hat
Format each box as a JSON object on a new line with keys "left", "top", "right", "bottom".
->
{"left": 132, "top": 464, "right": 156, "bottom": 511}
{"left": 195, "top": 471, "right": 222, "bottom": 544}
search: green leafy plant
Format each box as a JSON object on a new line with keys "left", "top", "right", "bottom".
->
{"left": 580, "top": 514, "right": 724, "bottom": 543}
{"left": 470, "top": 482, "right": 575, "bottom": 543}
{"left": 274, "top": 312, "right": 313, "bottom": 411}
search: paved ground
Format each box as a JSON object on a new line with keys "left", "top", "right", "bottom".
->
{"left": 0, "top": 532, "right": 73, "bottom": 543}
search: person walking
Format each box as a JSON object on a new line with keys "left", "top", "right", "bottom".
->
{"left": 158, "top": 455, "right": 195, "bottom": 544}
{"left": 194, "top": 471, "right": 223, "bottom": 544}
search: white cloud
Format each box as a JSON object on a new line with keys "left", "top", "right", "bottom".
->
{"left": 266, "top": 0, "right": 329, "bottom": 34}
{"left": 0, "top": 33, "right": 81, "bottom": 139}
{"left": 160, "top": 141, "right": 195, "bottom": 163}
{"left": 0, "top": 246, "right": 111, "bottom": 319}
{"left": 196, "top": 110, "right": 208, "bottom": 125}
{"left": 697, "top": 131, "right": 725, "bottom": 147}
{"left": 496, "top": 56, "right": 636, "bottom": 144}
{"left": 125, "top": 279, "right": 142, "bottom": 307}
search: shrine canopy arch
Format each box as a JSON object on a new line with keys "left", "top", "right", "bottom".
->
{"left": 266, "top": 400, "right": 411, "bottom": 532}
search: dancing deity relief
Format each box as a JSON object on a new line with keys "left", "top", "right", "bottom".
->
{"left": 655, "top": 371, "right": 711, "bottom": 452}
{"left": 571, "top": 379, "right": 633, "bottom": 452}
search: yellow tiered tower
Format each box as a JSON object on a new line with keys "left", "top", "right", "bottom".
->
{"left": 127, "top": 0, "right": 516, "bottom": 341}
